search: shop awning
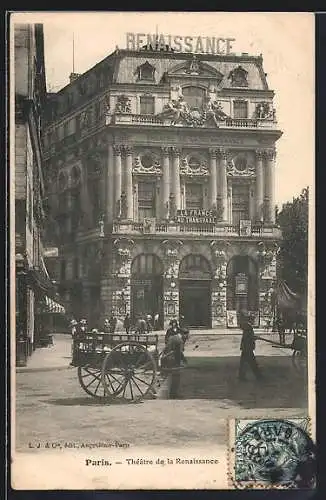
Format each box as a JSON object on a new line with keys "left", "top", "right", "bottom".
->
{"left": 26, "top": 266, "right": 66, "bottom": 314}
{"left": 44, "top": 296, "right": 66, "bottom": 314}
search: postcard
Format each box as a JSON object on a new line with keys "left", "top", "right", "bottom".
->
{"left": 10, "top": 11, "right": 315, "bottom": 490}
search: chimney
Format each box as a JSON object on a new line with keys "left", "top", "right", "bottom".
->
{"left": 69, "top": 72, "right": 81, "bottom": 84}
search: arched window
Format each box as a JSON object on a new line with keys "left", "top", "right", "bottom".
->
{"left": 179, "top": 254, "right": 211, "bottom": 280}
{"left": 131, "top": 254, "right": 163, "bottom": 276}
{"left": 182, "top": 86, "right": 205, "bottom": 110}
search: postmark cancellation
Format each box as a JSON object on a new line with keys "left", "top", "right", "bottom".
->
{"left": 228, "top": 418, "right": 316, "bottom": 489}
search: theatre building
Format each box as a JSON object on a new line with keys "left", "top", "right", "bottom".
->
{"left": 43, "top": 44, "right": 282, "bottom": 329}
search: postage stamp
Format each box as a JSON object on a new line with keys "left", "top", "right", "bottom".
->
{"left": 229, "top": 418, "right": 316, "bottom": 489}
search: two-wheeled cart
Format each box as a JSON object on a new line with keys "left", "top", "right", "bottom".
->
{"left": 71, "top": 331, "right": 159, "bottom": 402}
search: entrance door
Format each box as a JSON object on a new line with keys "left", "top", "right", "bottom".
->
{"left": 131, "top": 254, "right": 164, "bottom": 327}
{"left": 179, "top": 280, "right": 211, "bottom": 327}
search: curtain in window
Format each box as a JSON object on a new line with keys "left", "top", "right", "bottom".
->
{"left": 140, "top": 96, "right": 155, "bottom": 114}
{"left": 233, "top": 101, "right": 248, "bottom": 119}
{"left": 138, "top": 181, "right": 156, "bottom": 220}
{"left": 232, "top": 184, "right": 250, "bottom": 226}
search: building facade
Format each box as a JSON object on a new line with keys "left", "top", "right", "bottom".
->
{"left": 14, "top": 23, "right": 64, "bottom": 356}
{"left": 43, "top": 45, "right": 282, "bottom": 329}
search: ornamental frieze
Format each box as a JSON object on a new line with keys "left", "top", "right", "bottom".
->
{"left": 180, "top": 156, "right": 209, "bottom": 177}
{"left": 133, "top": 151, "right": 161, "bottom": 175}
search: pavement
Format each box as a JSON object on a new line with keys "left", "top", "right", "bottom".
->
{"left": 15, "top": 329, "right": 294, "bottom": 373}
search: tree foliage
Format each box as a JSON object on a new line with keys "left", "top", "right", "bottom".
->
{"left": 276, "top": 187, "right": 309, "bottom": 298}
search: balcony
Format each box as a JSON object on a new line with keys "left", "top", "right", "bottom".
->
{"left": 107, "top": 113, "right": 278, "bottom": 130}
{"left": 112, "top": 220, "right": 281, "bottom": 239}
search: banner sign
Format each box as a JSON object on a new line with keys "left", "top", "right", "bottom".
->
{"left": 126, "top": 33, "right": 236, "bottom": 55}
{"left": 235, "top": 273, "right": 248, "bottom": 295}
{"left": 43, "top": 247, "right": 59, "bottom": 258}
{"left": 175, "top": 209, "right": 217, "bottom": 224}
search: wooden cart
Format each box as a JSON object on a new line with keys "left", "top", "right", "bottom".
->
{"left": 72, "top": 331, "right": 159, "bottom": 402}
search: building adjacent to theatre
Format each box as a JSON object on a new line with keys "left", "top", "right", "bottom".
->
{"left": 43, "top": 43, "right": 282, "bottom": 329}
{"left": 14, "top": 23, "right": 65, "bottom": 356}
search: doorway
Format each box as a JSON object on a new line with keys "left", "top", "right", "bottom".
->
{"left": 179, "top": 254, "right": 212, "bottom": 328}
{"left": 131, "top": 254, "right": 164, "bottom": 327}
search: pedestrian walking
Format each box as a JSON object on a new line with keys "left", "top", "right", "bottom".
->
{"left": 109, "top": 315, "right": 116, "bottom": 333}
{"left": 146, "top": 314, "right": 153, "bottom": 333}
{"left": 276, "top": 315, "right": 285, "bottom": 345}
{"left": 238, "top": 313, "right": 263, "bottom": 382}
{"left": 123, "top": 313, "right": 131, "bottom": 334}
{"left": 69, "top": 319, "right": 78, "bottom": 366}
{"left": 103, "top": 318, "right": 110, "bottom": 333}
{"left": 161, "top": 319, "right": 185, "bottom": 399}
{"left": 154, "top": 312, "right": 160, "bottom": 331}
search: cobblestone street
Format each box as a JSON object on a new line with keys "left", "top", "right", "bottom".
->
{"left": 15, "top": 333, "right": 307, "bottom": 452}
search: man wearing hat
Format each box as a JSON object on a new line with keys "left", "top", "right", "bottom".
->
{"left": 69, "top": 319, "right": 78, "bottom": 366}
{"left": 238, "top": 311, "right": 263, "bottom": 382}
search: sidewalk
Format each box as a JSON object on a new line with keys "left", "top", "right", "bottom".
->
{"left": 16, "top": 334, "right": 72, "bottom": 373}
{"left": 15, "top": 329, "right": 289, "bottom": 373}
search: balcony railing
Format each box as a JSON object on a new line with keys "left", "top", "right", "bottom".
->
{"left": 108, "top": 113, "right": 278, "bottom": 130}
{"left": 112, "top": 220, "right": 281, "bottom": 238}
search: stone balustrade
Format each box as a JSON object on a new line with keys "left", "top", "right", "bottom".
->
{"left": 112, "top": 220, "right": 281, "bottom": 238}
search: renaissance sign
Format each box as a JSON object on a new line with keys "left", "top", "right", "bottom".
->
{"left": 126, "top": 33, "right": 236, "bottom": 55}
{"left": 176, "top": 209, "right": 217, "bottom": 224}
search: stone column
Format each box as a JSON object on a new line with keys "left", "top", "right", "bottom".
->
{"left": 217, "top": 148, "right": 228, "bottom": 222}
{"left": 255, "top": 149, "right": 264, "bottom": 222}
{"left": 81, "top": 168, "right": 91, "bottom": 228}
{"left": 113, "top": 145, "right": 122, "bottom": 217}
{"left": 170, "top": 147, "right": 181, "bottom": 210}
{"left": 264, "top": 149, "right": 276, "bottom": 224}
{"left": 106, "top": 143, "right": 114, "bottom": 224}
{"left": 161, "top": 146, "right": 170, "bottom": 218}
{"left": 124, "top": 146, "right": 134, "bottom": 220}
{"left": 209, "top": 148, "right": 218, "bottom": 209}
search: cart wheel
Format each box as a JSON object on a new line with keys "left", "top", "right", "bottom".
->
{"left": 78, "top": 366, "right": 109, "bottom": 400}
{"left": 292, "top": 350, "right": 307, "bottom": 375}
{"left": 102, "top": 342, "right": 157, "bottom": 402}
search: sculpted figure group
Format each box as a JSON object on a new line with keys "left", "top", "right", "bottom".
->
{"left": 157, "top": 89, "right": 228, "bottom": 127}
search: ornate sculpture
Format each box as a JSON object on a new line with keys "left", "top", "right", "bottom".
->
{"left": 187, "top": 55, "right": 200, "bottom": 75}
{"left": 228, "top": 66, "right": 248, "bottom": 87}
{"left": 115, "top": 95, "right": 131, "bottom": 114}
{"left": 157, "top": 96, "right": 190, "bottom": 125}
{"left": 161, "top": 239, "right": 183, "bottom": 279}
{"left": 120, "top": 191, "right": 127, "bottom": 219}
{"left": 168, "top": 193, "right": 177, "bottom": 220}
{"left": 113, "top": 238, "right": 134, "bottom": 276}
{"left": 205, "top": 96, "right": 228, "bottom": 126}
{"left": 254, "top": 102, "right": 276, "bottom": 120}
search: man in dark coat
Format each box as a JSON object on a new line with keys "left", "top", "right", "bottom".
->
{"left": 123, "top": 313, "right": 131, "bottom": 334}
{"left": 238, "top": 313, "right": 263, "bottom": 381}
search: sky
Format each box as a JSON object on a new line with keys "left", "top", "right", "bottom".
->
{"left": 13, "top": 12, "right": 315, "bottom": 207}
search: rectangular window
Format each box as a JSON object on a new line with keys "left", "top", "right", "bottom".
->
{"left": 185, "top": 183, "right": 203, "bottom": 210}
{"left": 138, "top": 181, "right": 156, "bottom": 220}
{"left": 140, "top": 96, "right": 155, "bottom": 115}
{"left": 60, "top": 260, "right": 66, "bottom": 281}
{"left": 233, "top": 101, "right": 248, "bottom": 119}
{"left": 232, "top": 183, "right": 250, "bottom": 226}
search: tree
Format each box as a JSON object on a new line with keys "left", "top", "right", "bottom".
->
{"left": 276, "top": 187, "right": 309, "bottom": 303}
